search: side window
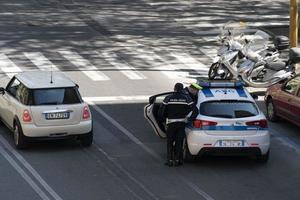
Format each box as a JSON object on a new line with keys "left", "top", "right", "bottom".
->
{"left": 6, "top": 78, "right": 21, "bottom": 98}
{"left": 284, "top": 76, "right": 300, "bottom": 95}
{"left": 17, "top": 84, "right": 30, "bottom": 105}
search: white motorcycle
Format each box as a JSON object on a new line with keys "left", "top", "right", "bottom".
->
{"left": 208, "top": 29, "right": 294, "bottom": 88}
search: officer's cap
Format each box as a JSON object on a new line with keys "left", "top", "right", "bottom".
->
{"left": 190, "top": 83, "right": 202, "bottom": 90}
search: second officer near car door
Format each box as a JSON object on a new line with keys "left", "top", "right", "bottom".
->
{"left": 158, "top": 83, "right": 198, "bottom": 167}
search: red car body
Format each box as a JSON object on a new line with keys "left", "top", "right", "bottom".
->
{"left": 265, "top": 75, "right": 300, "bottom": 126}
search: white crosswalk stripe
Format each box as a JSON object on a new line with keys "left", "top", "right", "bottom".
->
{"left": 135, "top": 50, "right": 191, "bottom": 80}
{"left": 0, "top": 54, "right": 22, "bottom": 78}
{"left": 58, "top": 50, "right": 110, "bottom": 81}
{"left": 170, "top": 52, "right": 209, "bottom": 72}
{"left": 100, "top": 51, "right": 146, "bottom": 80}
{"left": 114, "top": 38, "right": 194, "bottom": 80}
{"left": 24, "top": 52, "right": 60, "bottom": 71}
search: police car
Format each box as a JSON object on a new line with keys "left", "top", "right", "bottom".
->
{"left": 144, "top": 80, "right": 270, "bottom": 162}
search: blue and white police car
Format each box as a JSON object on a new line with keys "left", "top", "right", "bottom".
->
{"left": 144, "top": 80, "right": 270, "bottom": 163}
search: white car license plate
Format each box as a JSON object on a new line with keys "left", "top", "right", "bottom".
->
{"left": 218, "top": 140, "right": 244, "bottom": 147}
{"left": 46, "top": 112, "right": 70, "bottom": 120}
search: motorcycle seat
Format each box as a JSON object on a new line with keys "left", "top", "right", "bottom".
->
{"left": 265, "top": 61, "right": 286, "bottom": 71}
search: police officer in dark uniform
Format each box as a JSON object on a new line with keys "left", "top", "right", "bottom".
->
{"left": 158, "top": 83, "right": 198, "bottom": 167}
{"left": 183, "top": 83, "right": 202, "bottom": 105}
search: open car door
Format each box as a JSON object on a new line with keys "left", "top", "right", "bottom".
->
{"left": 144, "top": 92, "right": 174, "bottom": 139}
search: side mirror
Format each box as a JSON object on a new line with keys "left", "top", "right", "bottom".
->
{"left": 149, "top": 96, "right": 155, "bottom": 104}
{"left": 251, "top": 94, "right": 258, "bottom": 100}
{"left": 284, "top": 84, "right": 292, "bottom": 91}
{"left": 75, "top": 83, "right": 79, "bottom": 88}
{"left": 0, "top": 87, "right": 5, "bottom": 95}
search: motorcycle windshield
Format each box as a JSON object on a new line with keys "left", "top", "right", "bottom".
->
{"left": 246, "top": 30, "right": 271, "bottom": 52}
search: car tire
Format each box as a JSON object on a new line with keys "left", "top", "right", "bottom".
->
{"left": 14, "top": 120, "right": 29, "bottom": 149}
{"left": 256, "top": 150, "right": 270, "bottom": 163}
{"left": 80, "top": 130, "right": 93, "bottom": 147}
{"left": 266, "top": 98, "right": 279, "bottom": 122}
{"left": 183, "top": 139, "right": 196, "bottom": 162}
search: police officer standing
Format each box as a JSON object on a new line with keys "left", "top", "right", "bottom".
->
{"left": 158, "top": 83, "right": 198, "bottom": 167}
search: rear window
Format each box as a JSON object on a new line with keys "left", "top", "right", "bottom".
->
{"left": 200, "top": 101, "right": 259, "bottom": 118}
{"left": 32, "top": 87, "right": 82, "bottom": 105}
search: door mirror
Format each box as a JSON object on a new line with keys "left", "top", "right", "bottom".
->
{"left": 0, "top": 87, "right": 5, "bottom": 95}
{"left": 251, "top": 94, "right": 258, "bottom": 100}
{"left": 75, "top": 83, "right": 79, "bottom": 88}
{"left": 284, "top": 84, "right": 292, "bottom": 91}
{"left": 149, "top": 96, "right": 155, "bottom": 104}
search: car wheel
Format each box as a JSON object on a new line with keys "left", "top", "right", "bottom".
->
{"left": 14, "top": 121, "right": 29, "bottom": 149}
{"left": 183, "top": 138, "right": 196, "bottom": 162}
{"left": 256, "top": 150, "right": 270, "bottom": 163}
{"left": 80, "top": 130, "right": 93, "bottom": 147}
{"left": 266, "top": 98, "right": 279, "bottom": 122}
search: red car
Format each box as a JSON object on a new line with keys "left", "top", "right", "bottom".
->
{"left": 265, "top": 75, "right": 300, "bottom": 125}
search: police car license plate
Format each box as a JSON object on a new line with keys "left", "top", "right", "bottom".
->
{"left": 218, "top": 140, "right": 244, "bottom": 147}
{"left": 45, "top": 112, "right": 70, "bottom": 120}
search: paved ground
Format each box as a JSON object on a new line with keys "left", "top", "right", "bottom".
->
{"left": 0, "top": 0, "right": 299, "bottom": 200}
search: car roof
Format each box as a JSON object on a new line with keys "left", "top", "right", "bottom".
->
{"left": 198, "top": 87, "right": 255, "bottom": 103}
{"left": 15, "top": 71, "right": 76, "bottom": 89}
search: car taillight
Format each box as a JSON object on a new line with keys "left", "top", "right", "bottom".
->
{"left": 82, "top": 106, "right": 91, "bottom": 120}
{"left": 23, "top": 109, "right": 32, "bottom": 122}
{"left": 193, "top": 120, "right": 217, "bottom": 128}
{"left": 246, "top": 119, "right": 268, "bottom": 128}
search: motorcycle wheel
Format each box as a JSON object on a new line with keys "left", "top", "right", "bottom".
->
{"left": 208, "top": 63, "right": 233, "bottom": 80}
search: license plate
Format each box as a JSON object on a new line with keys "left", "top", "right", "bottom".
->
{"left": 217, "top": 140, "right": 244, "bottom": 147}
{"left": 45, "top": 112, "right": 70, "bottom": 120}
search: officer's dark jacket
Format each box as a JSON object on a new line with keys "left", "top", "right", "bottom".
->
{"left": 158, "top": 91, "right": 198, "bottom": 124}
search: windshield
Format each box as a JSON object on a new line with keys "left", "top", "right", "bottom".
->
{"left": 200, "top": 101, "right": 259, "bottom": 118}
{"left": 32, "top": 87, "right": 82, "bottom": 105}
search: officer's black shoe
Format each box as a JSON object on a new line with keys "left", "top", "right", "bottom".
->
{"left": 174, "top": 160, "right": 183, "bottom": 167}
{"left": 165, "top": 160, "right": 173, "bottom": 167}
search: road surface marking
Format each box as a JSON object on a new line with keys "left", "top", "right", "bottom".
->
{"left": 112, "top": 37, "right": 193, "bottom": 80}
{"left": 170, "top": 52, "right": 210, "bottom": 72}
{"left": 59, "top": 50, "right": 110, "bottom": 81}
{"left": 0, "top": 144, "right": 51, "bottom": 200}
{"left": 24, "top": 52, "right": 60, "bottom": 71}
{"left": 83, "top": 95, "right": 150, "bottom": 104}
{"left": 93, "top": 145, "right": 159, "bottom": 200}
{"left": 88, "top": 102, "right": 215, "bottom": 200}
{"left": 0, "top": 134, "right": 63, "bottom": 200}
{"left": 0, "top": 54, "right": 22, "bottom": 78}
{"left": 101, "top": 51, "right": 146, "bottom": 80}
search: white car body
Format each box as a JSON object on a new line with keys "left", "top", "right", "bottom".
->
{"left": 144, "top": 81, "right": 270, "bottom": 161}
{"left": 0, "top": 71, "right": 93, "bottom": 148}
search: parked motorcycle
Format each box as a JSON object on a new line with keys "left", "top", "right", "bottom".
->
{"left": 208, "top": 25, "right": 294, "bottom": 88}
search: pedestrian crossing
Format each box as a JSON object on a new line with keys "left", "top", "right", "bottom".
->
{"left": 0, "top": 54, "right": 22, "bottom": 78}
{"left": 0, "top": 48, "right": 211, "bottom": 82}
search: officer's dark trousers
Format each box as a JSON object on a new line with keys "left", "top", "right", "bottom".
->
{"left": 166, "top": 122, "right": 186, "bottom": 161}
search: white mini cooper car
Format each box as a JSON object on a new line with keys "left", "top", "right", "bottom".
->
{"left": 0, "top": 71, "right": 93, "bottom": 149}
{"left": 145, "top": 80, "right": 270, "bottom": 162}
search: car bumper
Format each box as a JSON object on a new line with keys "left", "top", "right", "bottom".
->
{"left": 186, "top": 129, "right": 270, "bottom": 156}
{"left": 21, "top": 120, "right": 92, "bottom": 138}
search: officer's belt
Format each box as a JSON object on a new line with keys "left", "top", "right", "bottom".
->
{"left": 166, "top": 118, "right": 187, "bottom": 124}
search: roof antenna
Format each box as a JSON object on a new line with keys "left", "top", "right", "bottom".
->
{"left": 50, "top": 63, "right": 53, "bottom": 84}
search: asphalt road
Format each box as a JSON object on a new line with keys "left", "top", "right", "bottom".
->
{"left": 0, "top": 0, "right": 299, "bottom": 200}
